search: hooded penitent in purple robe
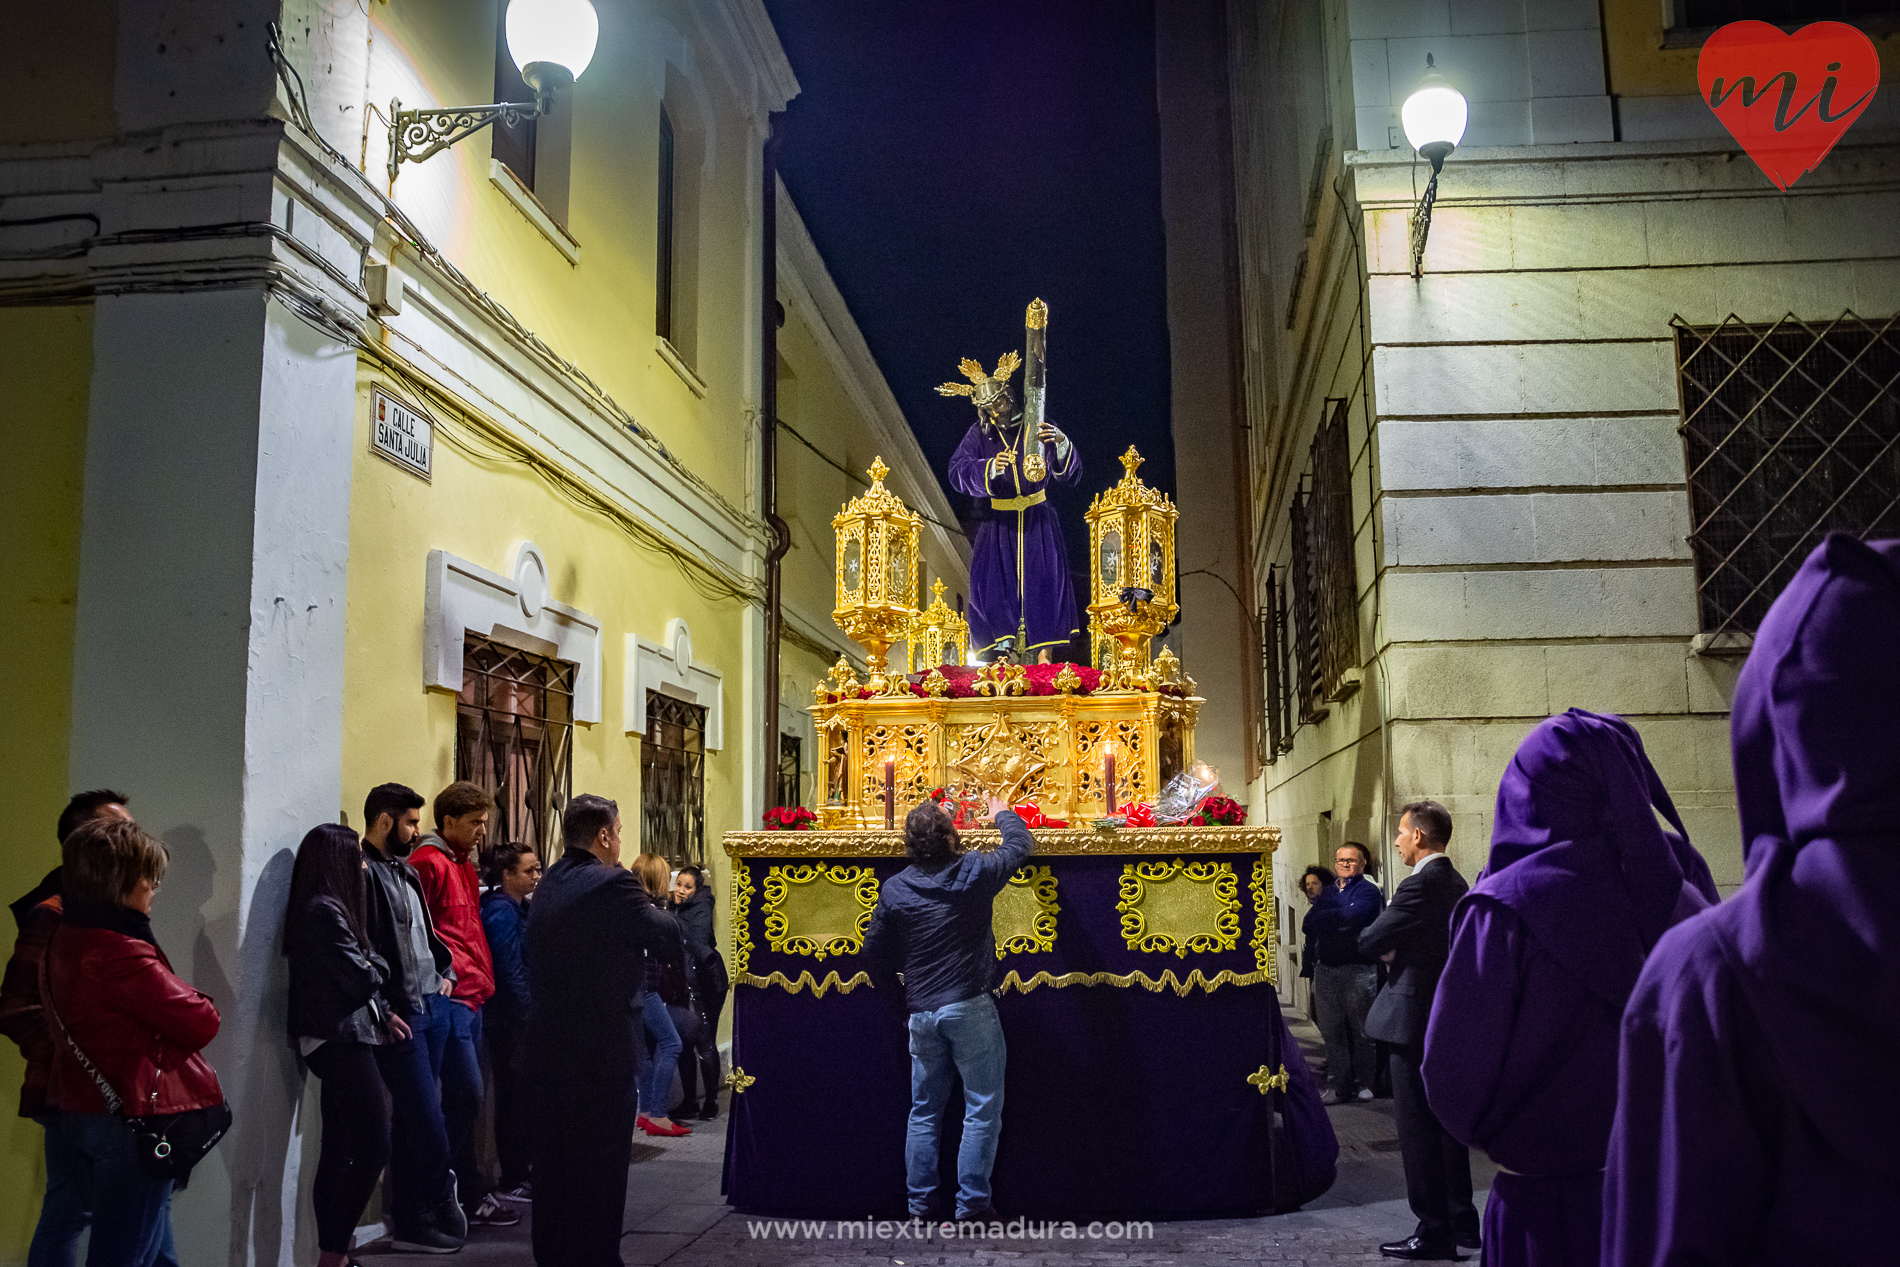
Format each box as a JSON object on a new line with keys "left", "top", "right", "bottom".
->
{"left": 1422, "top": 709, "right": 1716, "bottom": 1267}
{"left": 1603, "top": 534, "right": 1900, "bottom": 1267}
{"left": 947, "top": 413, "right": 1082, "bottom": 655}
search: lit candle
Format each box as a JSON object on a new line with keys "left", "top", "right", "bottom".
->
{"left": 1105, "top": 745, "right": 1118, "bottom": 816}
{"left": 883, "top": 756, "right": 895, "bottom": 830}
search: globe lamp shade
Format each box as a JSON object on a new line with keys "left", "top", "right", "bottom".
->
{"left": 506, "top": 0, "right": 600, "bottom": 90}
{"left": 1401, "top": 84, "right": 1467, "bottom": 172}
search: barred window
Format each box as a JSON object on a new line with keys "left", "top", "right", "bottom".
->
{"left": 1259, "top": 566, "right": 1295, "bottom": 764}
{"left": 1675, "top": 312, "right": 1900, "bottom": 636}
{"left": 1285, "top": 399, "right": 1362, "bottom": 728}
{"left": 642, "top": 691, "right": 706, "bottom": 864}
{"left": 456, "top": 635, "right": 575, "bottom": 856}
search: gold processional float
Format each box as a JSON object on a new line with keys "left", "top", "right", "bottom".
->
{"left": 722, "top": 446, "right": 1281, "bottom": 967}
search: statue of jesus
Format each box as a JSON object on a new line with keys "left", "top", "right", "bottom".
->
{"left": 940, "top": 342, "right": 1083, "bottom": 660}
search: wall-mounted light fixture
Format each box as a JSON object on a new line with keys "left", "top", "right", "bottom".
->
{"left": 388, "top": 0, "right": 600, "bottom": 181}
{"left": 1400, "top": 55, "right": 1467, "bottom": 279}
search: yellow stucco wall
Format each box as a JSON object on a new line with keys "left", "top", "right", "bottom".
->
{"left": 370, "top": 0, "right": 757, "bottom": 489}
{"left": 0, "top": 305, "right": 93, "bottom": 1261}
{"left": 1602, "top": 0, "right": 1900, "bottom": 99}
{"left": 339, "top": 365, "right": 749, "bottom": 905}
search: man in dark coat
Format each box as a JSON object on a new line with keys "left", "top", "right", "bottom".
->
{"left": 524, "top": 794, "right": 672, "bottom": 1267}
{"left": 1603, "top": 535, "right": 1900, "bottom": 1265}
{"left": 1358, "top": 800, "right": 1477, "bottom": 1261}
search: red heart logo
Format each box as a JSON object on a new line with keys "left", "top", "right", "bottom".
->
{"left": 1698, "top": 21, "right": 1879, "bottom": 191}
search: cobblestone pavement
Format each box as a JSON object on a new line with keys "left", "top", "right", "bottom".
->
{"left": 364, "top": 1014, "right": 1493, "bottom": 1265}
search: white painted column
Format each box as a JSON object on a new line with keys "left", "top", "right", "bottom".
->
{"left": 67, "top": 289, "right": 358, "bottom": 1266}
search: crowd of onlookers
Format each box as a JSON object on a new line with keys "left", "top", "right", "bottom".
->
{"left": 0, "top": 780, "right": 727, "bottom": 1265}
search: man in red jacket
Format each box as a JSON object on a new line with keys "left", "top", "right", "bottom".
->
{"left": 409, "top": 781, "right": 508, "bottom": 1227}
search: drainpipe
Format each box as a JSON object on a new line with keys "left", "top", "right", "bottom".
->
{"left": 761, "top": 120, "right": 790, "bottom": 808}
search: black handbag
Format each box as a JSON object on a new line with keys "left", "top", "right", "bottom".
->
{"left": 42, "top": 960, "right": 232, "bottom": 1182}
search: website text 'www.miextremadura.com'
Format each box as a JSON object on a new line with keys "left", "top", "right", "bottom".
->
{"left": 745, "top": 1217, "right": 1155, "bottom": 1242}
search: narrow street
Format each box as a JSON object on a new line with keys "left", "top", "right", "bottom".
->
{"left": 365, "top": 1014, "right": 1497, "bottom": 1266}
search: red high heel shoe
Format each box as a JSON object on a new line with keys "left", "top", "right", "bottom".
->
{"left": 640, "top": 1117, "right": 693, "bottom": 1137}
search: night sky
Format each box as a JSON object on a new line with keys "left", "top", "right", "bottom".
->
{"left": 763, "top": 0, "right": 1174, "bottom": 624}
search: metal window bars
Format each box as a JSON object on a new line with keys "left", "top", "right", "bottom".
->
{"left": 456, "top": 636, "right": 576, "bottom": 858}
{"left": 1675, "top": 311, "right": 1900, "bottom": 637}
{"left": 641, "top": 691, "right": 707, "bottom": 865}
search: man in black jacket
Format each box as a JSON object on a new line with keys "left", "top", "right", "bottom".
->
{"left": 863, "top": 795, "right": 1027, "bottom": 1223}
{"left": 360, "top": 782, "right": 464, "bottom": 1254}
{"left": 524, "top": 793, "right": 672, "bottom": 1267}
{"left": 1358, "top": 800, "right": 1477, "bottom": 1261}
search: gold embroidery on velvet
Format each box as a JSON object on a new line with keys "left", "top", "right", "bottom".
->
{"left": 992, "top": 865, "right": 1059, "bottom": 959}
{"left": 1251, "top": 854, "right": 1277, "bottom": 982}
{"left": 725, "top": 1067, "right": 757, "bottom": 1093}
{"left": 732, "top": 859, "right": 754, "bottom": 978}
{"left": 1116, "top": 859, "right": 1240, "bottom": 956}
{"left": 1247, "top": 1064, "right": 1290, "bottom": 1094}
{"left": 992, "top": 967, "right": 1268, "bottom": 997}
{"left": 761, "top": 863, "right": 879, "bottom": 960}
{"left": 735, "top": 970, "right": 873, "bottom": 997}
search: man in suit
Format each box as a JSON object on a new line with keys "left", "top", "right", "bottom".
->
{"left": 523, "top": 794, "right": 672, "bottom": 1266}
{"left": 1358, "top": 800, "right": 1478, "bottom": 1261}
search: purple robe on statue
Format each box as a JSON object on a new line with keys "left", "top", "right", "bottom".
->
{"left": 947, "top": 411, "right": 1082, "bottom": 655}
{"left": 1602, "top": 534, "right": 1900, "bottom": 1267}
{"left": 1422, "top": 709, "right": 1716, "bottom": 1267}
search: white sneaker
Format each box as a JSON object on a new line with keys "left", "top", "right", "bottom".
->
{"left": 1357, "top": 1087, "right": 1374, "bottom": 1101}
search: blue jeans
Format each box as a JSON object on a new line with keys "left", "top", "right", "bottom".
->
{"left": 372, "top": 1010, "right": 453, "bottom": 1229}
{"left": 637, "top": 991, "right": 681, "bottom": 1116}
{"left": 47, "top": 1113, "right": 173, "bottom": 1267}
{"left": 422, "top": 992, "right": 484, "bottom": 1205}
{"left": 28, "top": 1117, "right": 90, "bottom": 1267}
{"left": 905, "top": 994, "right": 1007, "bottom": 1218}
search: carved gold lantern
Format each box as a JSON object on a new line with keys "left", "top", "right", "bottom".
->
{"left": 832, "top": 458, "right": 921, "bottom": 692}
{"left": 907, "top": 579, "right": 970, "bottom": 672}
{"left": 1086, "top": 447, "right": 1178, "bottom": 690}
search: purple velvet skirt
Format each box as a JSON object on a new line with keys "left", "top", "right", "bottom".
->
{"left": 1483, "top": 1170, "right": 1602, "bottom": 1267}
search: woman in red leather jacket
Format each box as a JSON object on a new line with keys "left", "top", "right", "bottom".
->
{"left": 42, "top": 816, "right": 221, "bottom": 1267}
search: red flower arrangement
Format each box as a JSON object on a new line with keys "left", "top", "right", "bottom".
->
{"left": 762, "top": 806, "right": 817, "bottom": 831}
{"left": 1188, "top": 795, "right": 1245, "bottom": 826}
{"left": 900, "top": 663, "right": 1105, "bottom": 699}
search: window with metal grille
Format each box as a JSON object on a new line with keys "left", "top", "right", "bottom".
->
{"left": 1675, "top": 311, "right": 1900, "bottom": 637}
{"left": 642, "top": 691, "right": 706, "bottom": 864}
{"left": 1260, "top": 565, "right": 1296, "bottom": 763}
{"left": 1285, "top": 399, "right": 1361, "bottom": 726}
{"left": 776, "top": 733, "right": 803, "bottom": 810}
{"left": 456, "top": 636, "right": 574, "bottom": 857}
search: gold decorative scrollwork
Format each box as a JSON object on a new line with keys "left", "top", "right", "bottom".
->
{"left": 860, "top": 724, "right": 932, "bottom": 809}
{"left": 761, "top": 863, "right": 878, "bottom": 960}
{"left": 1247, "top": 1064, "right": 1290, "bottom": 1094}
{"left": 1073, "top": 718, "right": 1146, "bottom": 806}
{"left": 1250, "top": 855, "right": 1276, "bottom": 982}
{"left": 993, "top": 966, "right": 1267, "bottom": 997}
{"left": 945, "top": 715, "right": 1061, "bottom": 806}
{"left": 732, "top": 860, "right": 754, "bottom": 977}
{"left": 736, "top": 970, "right": 872, "bottom": 997}
{"left": 724, "top": 823, "right": 1282, "bottom": 859}
{"left": 992, "top": 865, "right": 1059, "bottom": 959}
{"left": 1116, "top": 859, "right": 1240, "bottom": 957}
{"left": 726, "top": 1067, "right": 757, "bottom": 1093}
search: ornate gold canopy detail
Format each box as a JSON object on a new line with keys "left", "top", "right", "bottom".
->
{"left": 949, "top": 713, "right": 1051, "bottom": 805}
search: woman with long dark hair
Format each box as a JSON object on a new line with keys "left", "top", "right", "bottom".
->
{"left": 286, "top": 823, "right": 409, "bottom": 1267}
{"left": 670, "top": 864, "right": 728, "bottom": 1119}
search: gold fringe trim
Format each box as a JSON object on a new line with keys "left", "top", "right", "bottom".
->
{"left": 736, "top": 970, "right": 872, "bottom": 997}
{"left": 994, "top": 967, "right": 1269, "bottom": 997}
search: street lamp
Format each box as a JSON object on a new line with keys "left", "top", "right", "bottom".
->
{"left": 388, "top": 0, "right": 600, "bottom": 181}
{"left": 1400, "top": 55, "right": 1467, "bottom": 279}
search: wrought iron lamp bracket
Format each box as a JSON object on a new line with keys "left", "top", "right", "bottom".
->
{"left": 388, "top": 93, "right": 548, "bottom": 182}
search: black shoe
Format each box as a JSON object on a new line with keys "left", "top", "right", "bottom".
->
{"left": 1379, "top": 1236, "right": 1459, "bottom": 1260}
{"left": 436, "top": 1171, "right": 469, "bottom": 1240}
{"left": 390, "top": 1224, "right": 465, "bottom": 1254}
{"left": 958, "top": 1207, "right": 1001, "bottom": 1226}
{"left": 1457, "top": 1232, "right": 1482, "bottom": 1250}
{"left": 699, "top": 1098, "right": 720, "bottom": 1120}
